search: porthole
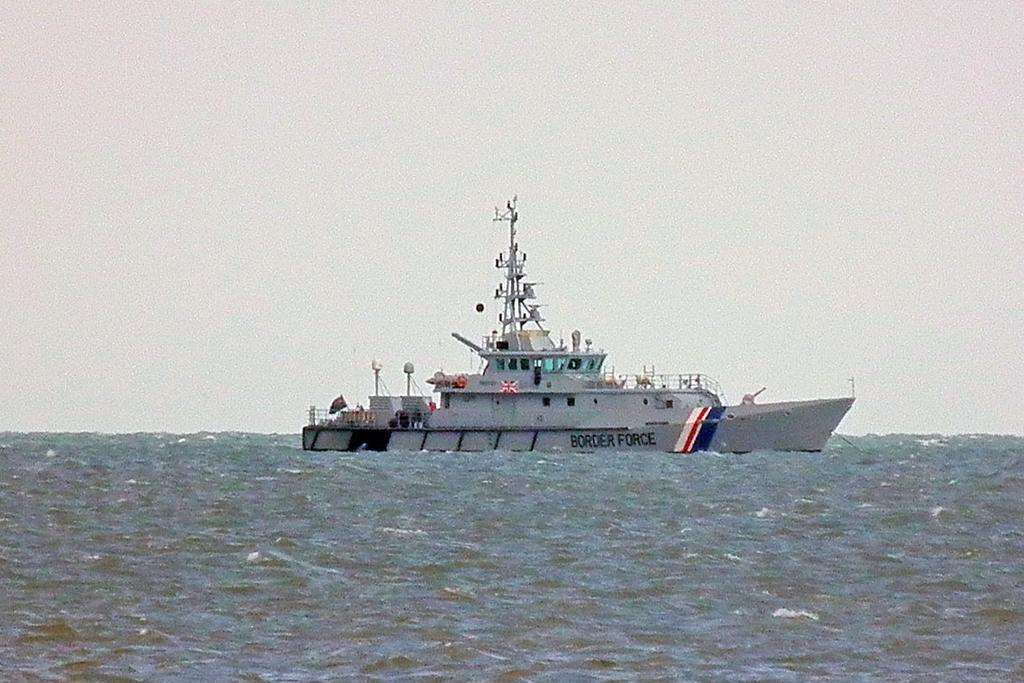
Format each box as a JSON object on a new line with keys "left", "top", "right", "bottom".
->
{"left": 727, "top": 413, "right": 735, "bottom": 419}
{"left": 642, "top": 398, "right": 648, "bottom": 405}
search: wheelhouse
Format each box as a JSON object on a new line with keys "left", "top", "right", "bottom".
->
{"left": 483, "top": 352, "right": 606, "bottom": 375}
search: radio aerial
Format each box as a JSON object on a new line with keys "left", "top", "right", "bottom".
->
{"left": 403, "top": 362, "right": 415, "bottom": 396}
{"left": 371, "top": 360, "right": 382, "bottom": 396}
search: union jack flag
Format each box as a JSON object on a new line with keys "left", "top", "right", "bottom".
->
{"left": 500, "top": 380, "right": 519, "bottom": 394}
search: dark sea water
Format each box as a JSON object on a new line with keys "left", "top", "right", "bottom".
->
{"left": 1, "top": 433, "right": 1022, "bottom": 681}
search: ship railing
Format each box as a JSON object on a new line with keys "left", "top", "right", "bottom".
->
{"left": 588, "top": 372, "right": 723, "bottom": 398}
{"left": 307, "top": 406, "right": 376, "bottom": 427}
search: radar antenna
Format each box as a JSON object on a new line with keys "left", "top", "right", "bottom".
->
{"left": 493, "top": 196, "right": 544, "bottom": 335}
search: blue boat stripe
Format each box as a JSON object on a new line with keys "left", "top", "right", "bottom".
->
{"left": 691, "top": 406, "right": 725, "bottom": 451}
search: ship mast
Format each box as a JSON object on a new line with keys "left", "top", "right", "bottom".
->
{"left": 493, "top": 196, "right": 544, "bottom": 336}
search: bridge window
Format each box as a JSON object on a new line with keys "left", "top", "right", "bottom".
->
{"left": 519, "top": 358, "right": 530, "bottom": 371}
{"left": 542, "top": 357, "right": 568, "bottom": 373}
{"left": 568, "top": 358, "right": 582, "bottom": 370}
{"left": 496, "top": 359, "right": 506, "bottom": 371}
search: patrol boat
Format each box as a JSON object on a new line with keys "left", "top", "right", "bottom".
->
{"left": 303, "top": 198, "right": 853, "bottom": 453}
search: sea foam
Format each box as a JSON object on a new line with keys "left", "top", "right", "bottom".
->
{"left": 773, "top": 608, "right": 820, "bottom": 621}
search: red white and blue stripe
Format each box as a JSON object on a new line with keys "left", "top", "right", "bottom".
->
{"left": 674, "top": 406, "right": 726, "bottom": 453}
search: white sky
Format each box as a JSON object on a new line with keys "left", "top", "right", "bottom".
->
{"left": 2, "top": 3, "right": 1021, "bottom": 435}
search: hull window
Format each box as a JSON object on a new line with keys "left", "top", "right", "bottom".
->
{"left": 542, "top": 397, "right": 551, "bottom": 407}
{"left": 567, "top": 396, "right": 576, "bottom": 406}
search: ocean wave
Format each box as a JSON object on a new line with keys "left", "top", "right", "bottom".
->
{"left": 772, "top": 608, "right": 820, "bottom": 621}
{"left": 2, "top": 431, "right": 1022, "bottom": 678}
